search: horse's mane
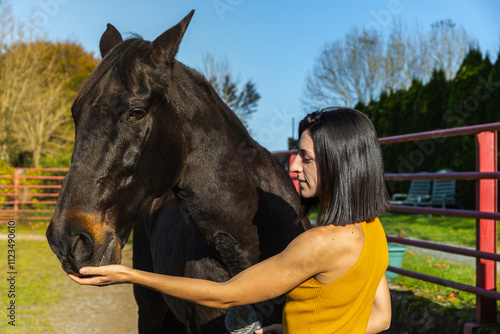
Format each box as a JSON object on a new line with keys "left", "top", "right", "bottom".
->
{"left": 178, "top": 62, "right": 253, "bottom": 139}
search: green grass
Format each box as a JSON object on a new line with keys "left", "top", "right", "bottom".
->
{"left": 0, "top": 237, "right": 65, "bottom": 333}
{"left": 380, "top": 213, "right": 479, "bottom": 248}
{"left": 379, "top": 213, "right": 500, "bottom": 310}
{"left": 0, "top": 221, "right": 134, "bottom": 333}
{"left": 0, "top": 221, "right": 49, "bottom": 236}
{"left": 391, "top": 252, "right": 478, "bottom": 308}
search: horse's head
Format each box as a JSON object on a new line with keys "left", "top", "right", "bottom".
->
{"left": 47, "top": 11, "right": 194, "bottom": 274}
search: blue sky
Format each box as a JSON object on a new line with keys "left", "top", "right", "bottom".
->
{"left": 6, "top": 0, "right": 500, "bottom": 151}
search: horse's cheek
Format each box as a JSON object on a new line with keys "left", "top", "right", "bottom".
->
{"left": 122, "top": 144, "right": 140, "bottom": 171}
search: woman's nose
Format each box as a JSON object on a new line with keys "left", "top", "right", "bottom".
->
{"left": 289, "top": 154, "right": 302, "bottom": 173}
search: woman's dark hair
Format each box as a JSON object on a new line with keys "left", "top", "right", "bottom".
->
{"left": 298, "top": 107, "right": 389, "bottom": 226}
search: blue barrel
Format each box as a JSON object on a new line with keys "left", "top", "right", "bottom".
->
{"left": 387, "top": 244, "right": 408, "bottom": 281}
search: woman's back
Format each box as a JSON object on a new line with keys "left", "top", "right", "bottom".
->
{"left": 283, "top": 218, "right": 389, "bottom": 333}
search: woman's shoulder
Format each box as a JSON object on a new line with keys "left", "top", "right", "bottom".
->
{"left": 286, "top": 223, "right": 365, "bottom": 284}
{"left": 307, "top": 222, "right": 364, "bottom": 239}
{"left": 291, "top": 223, "right": 364, "bottom": 256}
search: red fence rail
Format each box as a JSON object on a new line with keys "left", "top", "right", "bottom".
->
{"left": 0, "top": 168, "right": 69, "bottom": 224}
{"left": 383, "top": 123, "right": 499, "bottom": 331}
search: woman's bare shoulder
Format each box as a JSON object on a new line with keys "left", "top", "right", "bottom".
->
{"left": 302, "top": 223, "right": 362, "bottom": 240}
{"left": 291, "top": 223, "right": 362, "bottom": 255}
{"left": 307, "top": 223, "right": 365, "bottom": 284}
{"left": 278, "top": 223, "right": 365, "bottom": 284}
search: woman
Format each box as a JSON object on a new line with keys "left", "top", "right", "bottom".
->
{"left": 69, "top": 107, "right": 392, "bottom": 333}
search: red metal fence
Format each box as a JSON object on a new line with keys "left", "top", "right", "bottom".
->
{"left": 382, "top": 122, "right": 499, "bottom": 332}
{"left": 0, "top": 168, "right": 69, "bottom": 224}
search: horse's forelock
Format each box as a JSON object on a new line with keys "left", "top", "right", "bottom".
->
{"left": 75, "top": 37, "right": 151, "bottom": 105}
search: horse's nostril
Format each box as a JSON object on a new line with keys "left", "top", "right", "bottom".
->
{"left": 71, "top": 233, "right": 94, "bottom": 263}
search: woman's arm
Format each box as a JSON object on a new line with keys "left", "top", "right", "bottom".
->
{"left": 69, "top": 228, "right": 330, "bottom": 309}
{"left": 365, "top": 274, "right": 391, "bottom": 333}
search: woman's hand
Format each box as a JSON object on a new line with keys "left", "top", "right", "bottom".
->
{"left": 254, "top": 324, "right": 283, "bottom": 334}
{"left": 67, "top": 265, "right": 132, "bottom": 286}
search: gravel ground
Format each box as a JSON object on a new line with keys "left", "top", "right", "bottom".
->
{"left": 405, "top": 245, "right": 477, "bottom": 266}
{"left": 46, "top": 244, "right": 138, "bottom": 334}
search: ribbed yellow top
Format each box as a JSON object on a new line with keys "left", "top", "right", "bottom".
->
{"left": 282, "top": 218, "right": 388, "bottom": 334}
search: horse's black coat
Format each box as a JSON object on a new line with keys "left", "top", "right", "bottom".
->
{"left": 46, "top": 10, "right": 309, "bottom": 333}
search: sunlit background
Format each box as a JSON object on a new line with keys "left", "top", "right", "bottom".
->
{"left": 6, "top": 0, "right": 500, "bottom": 152}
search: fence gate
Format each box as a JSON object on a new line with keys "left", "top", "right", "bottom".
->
{"left": 0, "top": 168, "right": 68, "bottom": 224}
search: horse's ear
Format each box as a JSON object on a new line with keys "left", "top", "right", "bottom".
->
{"left": 100, "top": 23, "right": 123, "bottom": 58}
{"left": 150, "top": 10, "right": 195, "bottom": 63}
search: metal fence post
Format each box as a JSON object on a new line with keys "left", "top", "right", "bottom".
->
{"left": 475, "top": 130, "right": 498, "bottom": 325}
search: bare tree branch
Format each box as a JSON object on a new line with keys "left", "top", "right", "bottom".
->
{"left": 302, "top": 19, "right": 473, "bottom": 109}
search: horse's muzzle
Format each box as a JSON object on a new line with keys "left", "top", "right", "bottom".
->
{"left": 46, "top": 220, "right": 122, "bottom": 275}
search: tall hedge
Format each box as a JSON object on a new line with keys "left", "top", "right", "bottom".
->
{"left": 356, "top": 49, "right": 500, "bottom": 209}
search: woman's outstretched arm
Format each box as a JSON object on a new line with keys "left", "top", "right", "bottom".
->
{"left": 69, "top": 228, "right": 330, "bottom": 309}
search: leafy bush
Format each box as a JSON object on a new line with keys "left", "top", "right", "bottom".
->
{"left": 0, "top": 160, "right": 14, "bottom": 204}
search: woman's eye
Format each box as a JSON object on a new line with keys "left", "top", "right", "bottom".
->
{"left": 129, "top": 109, "right": 146, "bottom": 120}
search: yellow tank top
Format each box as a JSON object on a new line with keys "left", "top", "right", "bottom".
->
{"left": 282, "top": 218, "right": 388, "bottom": 334}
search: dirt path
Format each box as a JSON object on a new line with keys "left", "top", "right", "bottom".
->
{"left": 46, "top": 245, "right": 138, "bottom": 334}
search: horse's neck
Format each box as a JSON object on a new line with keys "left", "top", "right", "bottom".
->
{"left": 175, "top": 120, "right": 261, "bottom": 220}
{"left": 171, "top": 127, "right": 262, "bottom": 267}
{"left": 173, "top": 67, "right": 260, "bottom": 198}
{"left": 170, "top": 66, "right": 303, "bottom": 260}
{"left": 175, "top": 126, "right": 303, "bottom": 237}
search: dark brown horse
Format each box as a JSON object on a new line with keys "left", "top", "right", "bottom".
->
{"left": 46, "top": 10, "right": 308, "bottom": 333}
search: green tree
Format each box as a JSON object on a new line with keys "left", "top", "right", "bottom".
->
{"left": 0, "top": 1, "right": 97, "bottom": 166}
{"left": 202, "top": 53, "right": 260, "bottom": 128}
{"left": 0, "top": 1, "right": 17, "bottom": 163}
{"left": 484, "top": 50, "right": 500, "bottom": 124}
{"left": 442, "top": 48, "right": 493, "bottom": 201}
{"left": 0, "top": 40, "right": 97, "bottom": 166}
{"left": 357, "top": 49, "right": 498, "bottom": 209}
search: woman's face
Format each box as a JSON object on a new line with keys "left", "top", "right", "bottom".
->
{"left": 290, "top": 130, "right": 321, "bottom": 198}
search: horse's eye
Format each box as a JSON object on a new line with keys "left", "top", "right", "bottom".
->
{"left": 129, "top": 109, "right": 146, "bottom": 120}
